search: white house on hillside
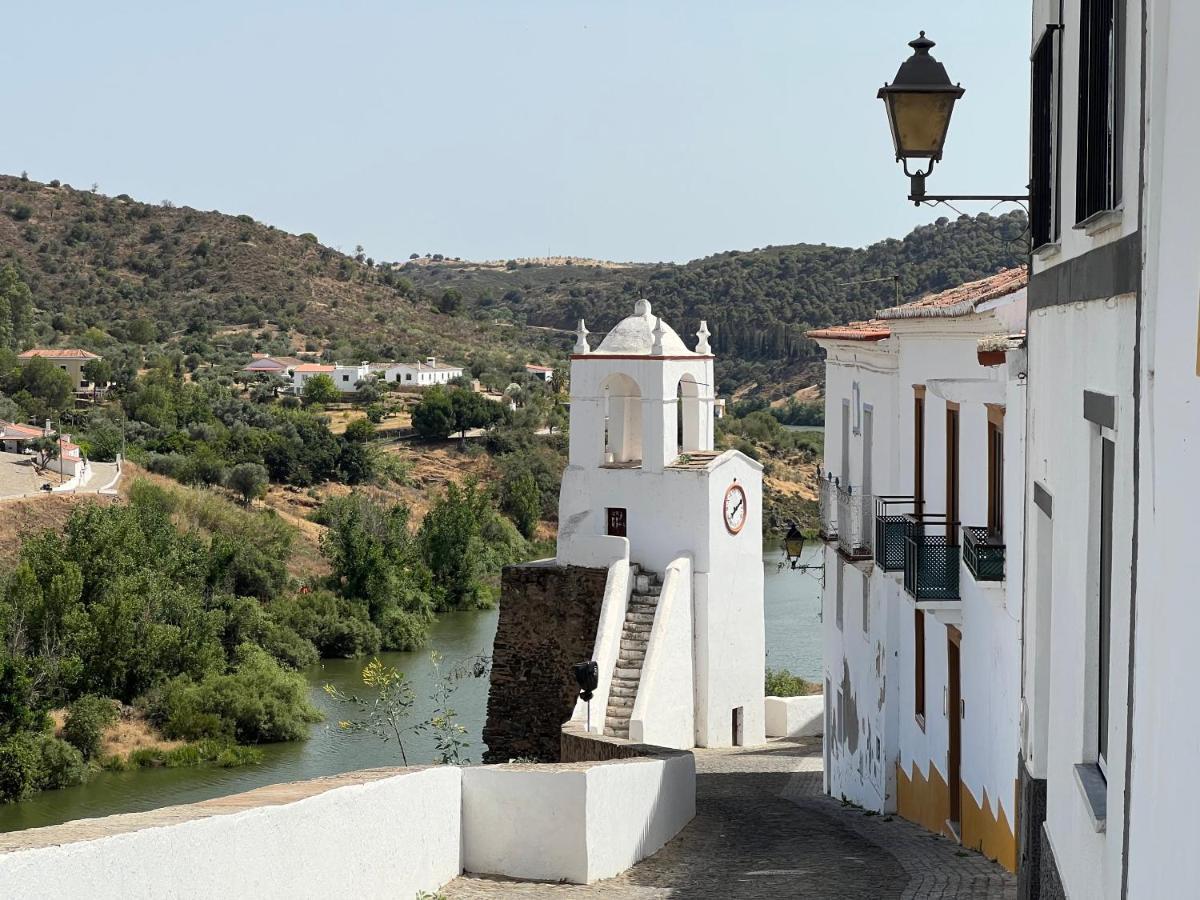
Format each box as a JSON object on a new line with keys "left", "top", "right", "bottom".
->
{"left": 809, "top": 268, "right": 1027, "bottom": 873}
{"left": 17, "top": 348, "right": 101, "bottom": 392}
{"left": 557, "top": 300, "right": 765, "bottom": 750}
{"left": 382, "top": 357, "right": 464, "bottom": 386}
{"left": 291, "top": 362, "right": 371, "bottom": 394}
{"left": 524, "top": 363, "right": 554, "bottom": 383}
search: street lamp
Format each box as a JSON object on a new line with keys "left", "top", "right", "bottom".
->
{"left": 781, "top": 522, "right": 823, "bottom": 577}
{"left": 879, "top": 32, "right": 1027, "bottom": 206}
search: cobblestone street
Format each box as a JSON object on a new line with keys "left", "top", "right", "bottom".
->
{"left": 444, "top": 738, "right": 1016, "bottom": 899}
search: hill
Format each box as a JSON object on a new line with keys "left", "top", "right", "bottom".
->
{"left": 0, "top": 173, "right": 1025, "bottom": 400}
{"left": 401, "top": 211, "right": 1029, "bottom": 399}
{"left": 0, "top": 174, "right": 565, "bottom": 372}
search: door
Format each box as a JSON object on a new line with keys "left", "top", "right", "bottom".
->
{"left": 732, "top": 707, "right": 744, "bottom": 747}
{"left": 945, "top": 405, "right": 960, "bottom": 543}
{"left": 841, "top": 399, "right": 851, "bottom": 483}
{"left": 862, "top": 406, "right": 874, "bottom": 546}
{"left": 947, "top": 628, "right": 962, "bottom": 831}
{"left": 607, "top": 508, "right": 627, "bottom": 537}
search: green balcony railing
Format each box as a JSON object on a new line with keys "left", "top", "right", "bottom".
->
{"left": 874, "top": 496, "right": 922, "bottom": 571}
{"left": 963, "top": 526, "right": 1005, "bottom": 582}
{"left": 902, "top": 514, "right": 960, "bottom": 601}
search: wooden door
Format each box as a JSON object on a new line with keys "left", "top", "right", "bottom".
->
{"left": 607, "top": 508, "right": 627, "bottom": 537}
{"left": 946, "top": 405, "right": 960, "bottom": 543}
{"left": 947, "top": 628, "right": 962, "bottom": 830}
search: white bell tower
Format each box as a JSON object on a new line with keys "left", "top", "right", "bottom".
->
{"left": 558, "top": 300, "right": 765, "bottom": 749}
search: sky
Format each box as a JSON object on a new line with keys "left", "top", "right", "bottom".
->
{"left": 2, "top": 1, "right": 1030, "bottom": 264}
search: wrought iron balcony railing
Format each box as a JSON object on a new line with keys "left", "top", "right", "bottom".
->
{"left": 818, "top": 471, "right": 839, "bottom": 541}
{"left": 962, "top": 526, "right": 1005, "bottom": 582}
{"left": 836, "top": 483, "right": 872, "bottom": 560}
{"left": 874, "top": 496, "right": 922, "bottom": 571}
{"left": 902, "top": 513, "right": 960, "bottom": 601}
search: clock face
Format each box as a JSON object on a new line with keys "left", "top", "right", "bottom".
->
{"left": 723, "top": 483, "right": 747, "bottom": 535}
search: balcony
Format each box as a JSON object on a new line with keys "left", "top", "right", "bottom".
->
{"left": 874, "top": 496, "right": 922, "bottom": 571}
{"left": 963, "top": 526, "right": 1005, "bottom": 582}
{"left": 836, "top": 483, "right": 872, "bottom": 560}
{"left": 818, "top": 471, "right": 838, "bottom": 541}
{"left": 902, "top": 514, "right": 960, "bottom": 601}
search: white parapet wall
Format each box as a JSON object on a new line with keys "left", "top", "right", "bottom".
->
{"left": 764, "top": 695, "right": 825, "bottom": 739}
{"left": 0, "top": 767, "right": 463, "bottom": 899}
{"left": 630, "top": 554, "right": 695, "bottom": 748}
{"left": 569, "top": 535, "right": 631, "bottom": 732}
{"left": 0, "top": 745, "right": 696, "bottom": 895}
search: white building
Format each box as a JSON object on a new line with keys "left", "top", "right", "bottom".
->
{"left": 809, "top": 268, "right": 1027, "bottom": 872}
{"left": 524, "top": 363, "right": 555, "bottom": 383}
{"left": 382, "top": 357, "right": 465, "bottom": 387}
{"left": 1016, "top": 3, "right": 1200, "bottom": 897}
{"left": 557, "top": 301, "right": 765, "bottom": 749}
{"left": 291, "top": 362, "right": 370, "bottom": 394}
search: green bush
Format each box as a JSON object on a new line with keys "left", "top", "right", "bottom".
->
{"left": 378, "top": 605, "right": 432, "bottom": 651}
{"left": 0, "top": 733, "right": 43, "bottom": 802}
{"left": 63, "top": 695, "right": 118, "bottom": 760}
{"left": 151, "top": 645, "right": 321, "bottom": 743}
{"left": 764, "top": 668, "right": 820, "bottom": 698}
{"left": 37, "top": 734, "right": 88, "bottom": 789}
{"left": 274, "top": 592, "right": 382, "bottom": 658}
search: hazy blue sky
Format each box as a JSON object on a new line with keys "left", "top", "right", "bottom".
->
{"left": 3, "top": 2, "right": 1029, "bottom": 263}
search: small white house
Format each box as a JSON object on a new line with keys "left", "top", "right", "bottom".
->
{"left": 382, "top": 357, "right": 465, "bottom": 387}
{"left": 292, "top": 362, "right": 371, "bottom": 394}
{"left": 524, "top": 363, "right": 555, "bottom": 383}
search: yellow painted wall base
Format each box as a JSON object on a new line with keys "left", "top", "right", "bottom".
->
{"left": 961, "top": 782, "right": 1018, "bottom": 873}
{"left": 896, "top": 760, "right": 952, "bottom": 839}
{"left": 897, "top": 761, "right": 1019, "bottom": 873}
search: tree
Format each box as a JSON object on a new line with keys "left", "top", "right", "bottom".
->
{"left": 448, "top": 388, "right": 503, "bottom": 447}
{"left": 343, "top": 418, "right": 375, "bottom": 443}
{"left": 301, "top": 373, "right": 339, "bottom": 406}
{"left": 31, "top": 435, "right": 59, "bottom": 471}
{"left": 438, "top": 289, "right": 463, "bottom": 315}
{"left": 411, "top": 387, "right": 455, "bottom": 440}
{"left": 225, "top": 463, "right": 269, "bottom": 506}
{"left": 14, "top": 357, "right": 73, "bottom": 419}
{"left": 500, "top": 472, "right": 540, "bottom": 539}
{"left": 0, "top": 265, "right": 33, "bottom": 349}
{"left": 81, "top": 358, "right": 113, "bottom": 401}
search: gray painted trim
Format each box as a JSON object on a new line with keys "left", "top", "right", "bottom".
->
{"left": 1084, "top": 390, "right": 1117, "bottom": 429}
{"left": 1028, "top": 230, "right": 1141, "bottom": 309}
{"left": 1074, "top": 763, "right": 1108, "bottom": 832}
{"left": 1034, "top": 482, "right": 1054, "bottom": 517}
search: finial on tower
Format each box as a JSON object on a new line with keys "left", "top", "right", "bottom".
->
{"left": 696, "top": 320, "right": 711, "bottom": 354}
{"left": 651, "top": 316, "right": 666, "bottom": 355}
{"left": 574, "top": 319, "right": 591, "bottom": 354}
{"left": 634, "top": 298, "right": 652, "bottom": 317}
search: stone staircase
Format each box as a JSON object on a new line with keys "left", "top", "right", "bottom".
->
{"left": 604, "top": 565, "right": 661, "bottom": 739}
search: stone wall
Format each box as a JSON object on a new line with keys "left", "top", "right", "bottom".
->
{"left": 483, "top": 561, "right": 608, "bottom": 763}
{"left": 560, "top": 722, "right": 657, "bottom": 762}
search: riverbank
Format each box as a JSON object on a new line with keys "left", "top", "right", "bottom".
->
{"left": 0, "top": 552, "right": 821, "bottom": 833}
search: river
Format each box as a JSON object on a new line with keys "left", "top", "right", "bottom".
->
{"left": 0, "top": 550, "right": 823, "bottom": 833}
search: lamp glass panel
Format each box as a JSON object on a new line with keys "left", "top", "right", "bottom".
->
{"left": 886, "top": 92, "right": 956, "bottom": 158}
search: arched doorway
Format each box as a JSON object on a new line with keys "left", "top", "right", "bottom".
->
{"left": 601, "top": 373, "right": 642, "bottom": 464}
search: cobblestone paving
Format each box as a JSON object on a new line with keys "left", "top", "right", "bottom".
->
{"left": 444, "top": 738, "right": 1016, "bottom": 899}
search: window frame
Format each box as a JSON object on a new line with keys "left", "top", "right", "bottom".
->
{"left": 914, "top": 609, "right": 927, "bottom": 729}
{"left": 1074, "top": 0, "right": 1124, "bottom": 225}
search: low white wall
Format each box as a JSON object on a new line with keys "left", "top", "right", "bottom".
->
{"left": 584, "top": 753, "right": 696, "bottom": 881}
{"left": 464, "top": 767, "right": 589, "bottom": 882}
{"left": 0, "top": 767, "right": 462, "bottom": 899}
{"left": 630, "top": 555, "right": 695, "bottom": 748}
{"left": 0, "top": 747, "right": 697, "bottom": 893}
{"left": 765, "top": 695, "right": 824, "bottom": 739}
{"left": 570, "top": 539, "right": 631, "bottom": 731}
{"left": 464, "top": 752, "right": 695, "bottom": 884}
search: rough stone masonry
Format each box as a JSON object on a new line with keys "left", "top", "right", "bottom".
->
{"left": 482, "top": 561, "right": 607, "bottom": 763}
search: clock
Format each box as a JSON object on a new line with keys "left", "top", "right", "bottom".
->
{"left": 723, "top": 483, "right": 748, "bottom": 535}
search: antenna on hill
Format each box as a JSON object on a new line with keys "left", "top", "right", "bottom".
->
{"left": 837, "top": 274, "right": 901, "bottom": 307}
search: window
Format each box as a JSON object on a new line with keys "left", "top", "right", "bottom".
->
{"left": 835, "top": 559, "right": 844, "bottom": 630}
{"left": 914, "top": 388, "right": 926, "bottom": 507}
{"left": 988, "top": 408, "right": 1005, "bottom": 535}
{"left": 1075, "top": 0, "right": 1123, "bottom": 223}
{"left": 841, "top": 398, "right": 851, "bottom": 483}
{"left": 1031, "top": 26, "right": 1061, "bottom": 247}
{"left": 406, "top": 373, "right": 412, "bottom": 381}
{"left": 861, "top": 575, "right": 870, "bottom": 634}
{"left": 1097, "top": 437, "right": 1114, "bottom": 773}
{"left": 914, "top": 609, "right": 926, "bottom": 726}
{"left": 342, "top": 374, "right": 350, "bottom": 382}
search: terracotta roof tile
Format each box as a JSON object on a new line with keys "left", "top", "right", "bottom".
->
{"left": 18, "top": 348, "right": 100, "bottom": 360}
{"left": 293, "top": 364, "right": 336, "bottom": 373}
{"left": 806, "top": 320, "right": 891, "bottom": 342}
{"left": 876, "top": 267, "right": 1028, "bottom": 320}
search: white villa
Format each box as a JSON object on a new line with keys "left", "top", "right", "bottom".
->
{"left": 558, "top": 300, "right": 766, "bottom": 749}
{"left": 380, "top": 357, "right": 465, "bottom": 386}
{"left": 810, "top": 268, "right": 1027, "bottom": 872}
{"left": 524, "top": 363, "right": 555, "bottom": 382}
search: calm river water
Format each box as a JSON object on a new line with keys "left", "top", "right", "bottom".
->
{"left": 0, "top": 550, "right": 822, "bottom": 833}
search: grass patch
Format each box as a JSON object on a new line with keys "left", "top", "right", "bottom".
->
{"left": 124, "top": 739, "right": 264, "bottom": 770}
{"left": 765, "top": 667, "right": 823, "bottom": 697}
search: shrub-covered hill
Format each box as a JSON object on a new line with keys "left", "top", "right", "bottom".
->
{"left": 401, "top": 210, "right": 1029, "bottom": 399}
{"left": 0, "top": 173, "right": 565, "bottom": 367}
